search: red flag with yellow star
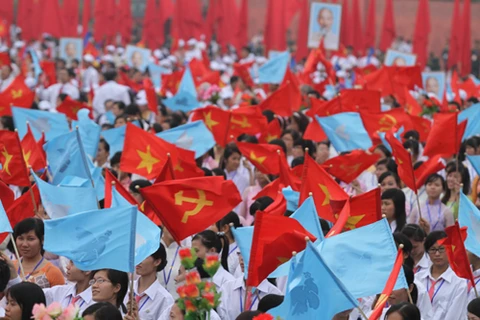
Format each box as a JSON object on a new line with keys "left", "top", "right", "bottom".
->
{"left": 56, "top": 96, "right": 93, "bottom": 120}
{"left": 173, "top": 147, "right": 205, "bottom": 179}
{"left": 237, "top": 142, "right": 285, "bottom": 175}
{"left": 104, "top": 169, "right": 138, "bottom": 208}
{"left": 0, "top": 130, "right": 30, "bottom": 186}
{"left": 439, "top": 222, "right": 475, "bottom": 284}
{"left": 140, "top": 176, "right": 242, "bottom": 242}
{"left": 154, "top": 155, "right": 176, "bottom": 183}
{"left": 252, "top": 178, "right": 284, "bottom": 201}
{"left": 228, "top": 106, "right": 268, "bottom": 139}
{"left": 233, "top": 62, "right": 255, "bottom": 88}
{"left": 369, "top": 247, "right": 404, "bottom": 320}
{"left": 143, "top": 78, "right": 159, "bottom": 114}
{"left": 299, "top": 153, "right": 348, "bottom": 222}
{"left": 0, "top": 76, "right": 35, "bottom": 116}
{"left": 323, "top": 150, "right": 380, "bottom": 184}
{"left": 0, "top": 179, "right": 14, "bottom": 211}
{"left": 120, "top": 123, "right": 178, "bottom": 179}
{"left": 21, "top": 124, "right": 46, "bottom": 172}
{"left": 258, "top": 82, "right": 301, "bottom": 117}
{"left": 258, "top": 119, "right": 282, "bottom": 144}
{"left": 263, "top": 191, "right": 287, "bottom": 216}
{"left": 247, "top": 211, "right": 316, "bottom": 287}
{"left": 385, "top": 131, "right": 417, "bottom": 191}
{"left": 191, "top": 105, "right": 230, "bottom": 146}
{"left": 161, "top": 69, "right": 185, "bottom": 95}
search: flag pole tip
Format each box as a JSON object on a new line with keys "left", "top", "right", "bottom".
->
{"left": 229, "top": 222, "right": 234, "bottom": 227}
{"left": 276, "top": 149, "right": 281, "bottom": 154}
{"left": 308, "top": 192, "right": 313, "bottom": 196}
{"left": 378, "top": 183, "right": 382, "bottom": 187}
{"left": 111, "top": 180, "right": 116, "bottom": 185}
{"left": 382, "top": 214, "right": 386, "bottom": 219}
{"left": 304, "top": 147, "right": 309, "bottom": 152}
{"left": 135, "top": 185, "right": 140, "bottom": 190}
{"left": 292, "top": 251, "right": 297, "bottom": 256}
{"left": 167, "top": 152, "right": 171, "bottom": 157}
{"left": 304, "top": 236, "right": 310, "bottom": 242}
{"left": 399, "top": 244, "right": 404, "bottom": 249}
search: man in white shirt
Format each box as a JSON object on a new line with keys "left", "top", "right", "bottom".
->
{"left": 0, "top": 64, "right": 15, "bottom": 92}
{"left": 82, "top": 54, "right": 99, "bottom": 93}
{"left": 92, "top": 70, "right": 131, "bottom": 118}
{"left": 41, "top": 68, "right": 80, "bottom": 108}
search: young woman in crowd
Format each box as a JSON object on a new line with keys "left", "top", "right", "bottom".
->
{"left": 13, "top": 218, "right": 64, "bottom": 288}
{"left": 90, "top": 269, "right": 128, "bottom": 315}
{"left": 237, "top": 168, "right": 271, "bottom": 226}
{"left": 442, "top": 162, "right": 471, "bottom": 220}
{"left": 379, "top": 171, "right": 402, "bottom": 192}
{"left": 215, "top": 212, "right": 242, "bottom": 276}
{"left": 5, "top": 282, "right": 46, "bottom": 320}
{"left": 401, "top": 224, "right": 431, "bottom": 274}
{"left": 384, "top": 302, "right": 421, "bottom": 320}
{"left": 381, "top": 189, "right": 407, "bottom": 232}
{"left": 221, "top": 146, "right": 252, "bottom": 196}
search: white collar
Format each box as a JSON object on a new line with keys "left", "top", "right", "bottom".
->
{"left": 134, "top": 278, "right": 161, "bottom": 300}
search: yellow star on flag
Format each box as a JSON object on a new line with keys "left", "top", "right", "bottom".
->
{"left": 1, "top": 147, "right": 12, "bottom": 175}
{"left": 174, "top": 162, "right": 184, "bottom": 172}
{"left": 136, "top": 145, "right": 160, "bottom": 174}
{"left": 203, "top": 111, "right": 219, "bottom": 130}
{"left": 345, "top": 215, "right": 365, "bottom": 230}
{"left": 318, "top": 184, "right": 331, "bottom": 206}
{"left": 11, "top": 89, "right": 23, "bottom": 100}
{"left": 250, "top": 151, "right": 266, "bottom": 165}
{"left": 23, "top": 150, "right": 31, "bottom": 166}
{"left": 266, "top": 134, "right": 278, "bottom": 142}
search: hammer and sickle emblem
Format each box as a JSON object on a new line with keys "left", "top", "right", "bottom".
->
{"left": 11, "top": 89, "right": 23, "bottom": 99}
{"left": 175, "top": 189, "right": 214, "bottom": 223}
{"left": 339, "top": 163, "right": 361, "bottom": 176}
{"left": 230, "top": 116, "right": 251, "bottom": 129}
{"left": 378, "top": 114, "right": 397, "bottom": 132}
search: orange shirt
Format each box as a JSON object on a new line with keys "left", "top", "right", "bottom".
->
{"left": 14, "top": 260, "right": 65, "bottom": 289}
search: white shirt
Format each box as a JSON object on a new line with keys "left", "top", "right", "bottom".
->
{"left": 227, "top": 242, "right": 240, "bottom": 276}
{"left": 43, "top": 284, "right": 94, "bottom": 313}
{"left": 415, "top": 254, "right": 432, "bottom": 275}
{"left": 157, "top": 306, "right": 221, "bottom": 320}
{"left": 213, "top": 266, "right": 235, "bottom": 292}
{"left": 468, "top": 268, "right": 480, "bottom": 303}
{"left": 42, "top": 82, "right": 80, "bottom": 108}
{"left": 158, "top": 241, "right": 183, "bottom": 299}
{"left": 415, "top": 279, "right": 434, "bottom": 320}
{"left": 225, "top": 165, "right": 250, "bottom": 198}
{"left": 125, "top": 279, "right": 174, "bottom": 320}
{"left": 217, "top": 276, "right": 282, "bottom": 320}
{"left": 82, "top": 66, "right": 100, "bottom": 92}
{"left": 417, "top": 267, "right": 468, "bottom": 320}
{"left": 0, "top": 74, "right": 14, "bottom": 92}
{"left": 92, "top": 81, "right": 131, "bottom": 117}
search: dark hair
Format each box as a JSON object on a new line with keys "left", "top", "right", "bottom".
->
{"left": 385, "top": 302, "right": 421, "bottom": 320}
{"left": 0, "top": 260, "right": 10, "bottom": 292}
{"left": 151, "top": 242, "right": 168, "bottom": 272}
{"left": 381, "top": 189, "right": 406, "bottom": 231}
{"left": 114, "top": 114, "right": 128, "bottom": 125}
{"left": 82, "top": 302, "right": 123, "bottom": 320}
{"left": 268, "top": 138, "right": 287, "bottom": 155}
{"left": 393, "top": 232, "right": 413, "bottom": 269}
{"left": 104, "top": 70, "right": 118, "bottom": 82}
{"left": 129, "top": 179, "right": 152, "bottom": 194}
{"left": 237, "top": 134, "right": 258, "bottom": 144}
{"left": 7, "top": 282, "right": 46, "bottom": 320}
{"left": 235, "top": 311, "right": 262, "bottom": 320}
{"left": 216, "top": 211, "right": 241, "bottom": 231}
{"left": 424, "top": 173, "right": 445, "bottom": 189}
{"left": 0, "top": 116, "right": 14, "bottom": 131}
{"left": 468, "top": 297, "right": 480, "bottom": 317}
{"left": 221, "top": 146, "right": 241, "bottom": 170}
{"left": 290, "top": 112, "right": 309, "bottom": 134}
{"left": 13, "top": 218, "right": 45, "bottom": 254}
{"left": 442, "top": 162, "right": 470, "bottom": 204}
{"left": 192, "top": 230, "right": 229, "bottom": 272}
{"left": 212, "top": 167, "right": 227, "bottom": 179}
{"left": 403, "top": 265, "right": 418, "bottom": 304}
{"left": 125, "top": 104, "right": 140, "bottom": 116}
{"left": 258, "top": 294, "right": 284, "bottom": 312}
{"left": 249, "top": 196, "right": 274, "bottom": 217}
{"left": 291, "top": 156, "right": 304, "bottom": 168}
{"left": 281, "top": 129, "right": 300, "bottom": 143}
{"left": 424, "top": 230, "right": 447, "bottom": 252}
{"left": 374, "top": 144, "right": 392, "bottom": 158}
{"left": 378, "top": 171, "right": 401, "bottom": 188}
{"left": 110, "top": 152, "right": 122, "bottom": 167}
{"left": 99, "top": 138, "right": 110, "bottom": 153}
{"left": 403, "top": 130, "right": 420, "bottom": 141}
{"left": 92, "top": 269, "right": 128, "bottom": 313}
{"left": 113, "top": 101, "right": 126, "bottom": 112}
{"left": 401, "top": 224, "right": 427, "bottom": 242}
{"left": 403, "top": 139, "right": 419, "bottom": 158}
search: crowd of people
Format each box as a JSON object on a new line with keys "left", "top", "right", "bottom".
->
{"left": 1, "top": 12, "right": 480, "bottom": 320}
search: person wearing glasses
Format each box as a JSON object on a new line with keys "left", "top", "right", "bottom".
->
{"left": 416, "top": 231, "right": 468, "bottom": 320}
{"left": 90, "top": 269, "right": 129, "bottom": 315}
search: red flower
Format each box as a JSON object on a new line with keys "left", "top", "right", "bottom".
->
{"left": 203, "top": 292, "right": 215, "bottom": 307}
{"left": 179, "top": 248, "right": 193, "bottom": 259}
{"left": 185, "top": 299, "right": 196, "bottom": 313}
{"left": 203, "top": 281, "right": 214, "bottom": 293}
{"left": 253, "top": 314, "right": 274, "bottom": 320}
{"left": 184, "top": 284, "right": 200, "bottom": 298}
{"left": 185, "top": 270, "right": 201, "bottom": 285}
{"left": 176, "top": 285, "right": 187, "bottom": 299}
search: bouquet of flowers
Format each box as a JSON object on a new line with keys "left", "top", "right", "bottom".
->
{"left": 32, "top": 303, "right": 82, "bottom": 320}
{"left": 200, "top": 85, "right": 221, "bottom": 104}
{"left": 420, "top": 96, "right": 441, "bottom": 117}
{"left": 176, "top": 248, "right": 222, "bottom": 320}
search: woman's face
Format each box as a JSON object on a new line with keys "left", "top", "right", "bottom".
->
{"left": 375, "top": 164, "right": 388, "bottom": 179}
{"left": 387, "top": 287, "right": 410, "bottom": 306}
{"left": 191, "top": 239, "right": 214, "bottom": 260}
{"left": 136, "top": 256, "right": 159, "bottom": 276}
{"left": 292, "top": 145, "right": 304, "bottom": 158}
{"left": 410, "top": 239, "right": 425, "bottom": 262}
{"left": 282, "top": 134, "right": 294, "bottom": 152}
{"left": 427, "top": 241, "right": 449, "bottom": 269}
{"left": 381, "top": 199, "right": 395, "bottom": 221}
{"left": 287, "top": 118, "right": 299, "bottom": 132}
{"left": 114, "top": 118, "right": 126, "bottom": 128}
{"left": 169, "top": 303, "right": 184, "bottom": 320}
{"left": 95, "top": 142, "right": 109, "bottom": 164}
{"left": 225, "top": 152, "right": 241, "bottom": 172}
{"left": 5, "top": 294, "right": 22, "bottom": 320}
{"left": 316, "top": 144, "right": 329, "bottom": 164}
{"left": 374, "top": 148, "right": 387, "bottom": 160}
{"left": 380, "top": 176, "right": 399, "bottom": 192}
{"left": 468, "top": 312, "right": 480, "bottom": 320}
{"left": 426, "top": 178, "right": 443, "bottom": 199}
{"left": 446, "top": 172, "right": 461, "bottom": 190}
{"left": 66, "top": 260, "right": 87, "bottom": 283}
{"left": 466, "top": 145, "right": 477, "bottom": 156}
{"left": 91, "top": 270, "right": 120, "bottom": 304}
{"left": 386, "top": 311, "right": 405, "bottom": 320}
{"left": 16, "top": 230, "right": 42, "bottom": 259}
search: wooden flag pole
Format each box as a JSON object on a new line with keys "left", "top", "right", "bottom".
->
{"left": 474, "top": 285, "right": 479, "bottom": 299}
{"left": 129, "top": 272, "right": 135, "bottom": 315}
{"left": 11, "top": 237, "right": 26, "bottom": 280}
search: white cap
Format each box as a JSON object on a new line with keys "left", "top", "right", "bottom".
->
{"left": 116, "top": 47, "right": 125, "bottom": 55}
{"left": 83, "top": 54, "right": 94, "bottom": 62}
{"left": 153, "top": 49, "right": 163, "bottom": 59}
{"left": 24, "top": 77, "right": 36, "bottom": 90}
{"left": 255, "top": 56, "right": 267, "bottom": 65}
{"left": 187, "top": 38, "right": 197, "bottom": 46}
{"left": 222, "top": 56, "right": 234, "bottom": 65}
{"left": 220, "top": 86, "right": 234, "bottom": 100}
{"left": 38, "top": 100, "right": 52, "bottom": 111}
{"left": 13, "top": 40, "right": 25, "bottom": 49}
{"left": 210, "top": 61, "right": 226, "bottom": 71}
{"left": 197, "top": 42, "right": 207, "bottom": 51}
{"left": 102, "top": 54, "right": 114, "bottom": 62}
{"left": 159, "top": 59, "right": 172, "bottom": 68}
{"left": 135, "top": 90, "right": 148, "bottom": 105}
{"left": 106, "top": 45, "right": 115, "bottom": 52}
{"left": 167, "top": 55, "right": 177, "bottom": 63}
{"left": 178, "top": 39, "right": 185, "bottom": 47}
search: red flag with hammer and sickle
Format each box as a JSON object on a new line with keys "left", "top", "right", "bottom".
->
{"left": 140, "top": 176, "right": 242, "bottom": 243}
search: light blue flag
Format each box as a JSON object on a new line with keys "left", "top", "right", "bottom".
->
{"left": 12, "top": 107, "right": 70, "bottom": 141}
{"left": 32, "top": 170, "right": 98, "bottom": 219}
{"left": 0, "top": 201, "right": 12, "bottom": 233}
{"left": 270, "top": 242, "right": 358, "bottom": 319}
{"left": 458, "top": 192, "right": 480, "bottom": 258}
{"left": 28, "top": 48, "right": 42, "bottom": 82}
{"left": 459, "top": 103, "right": 480, "bottom": 140}
{"left": 378, "top": 127, "right": 405, "bottom": 152}
{"left": 177, "top": 67, "right": 197, "bottom": 96}
{"left": 156, "top": 121, "right": 215, "bottom": 158}
{"left": 102, "top": 125, "right": 125, "bottom": 159}
{"left": 467, "top": 155, "right": 480, "bottom": 176}
{"left": 44, "top": 206, "right": 137, "bottom": 272}
{"left": 289, "top": 196, "right": 324, "bottom": 241}
{"left": 58, "top": 176, "right": 90, "bottom": 187}
{"left": 110, "top": 188, "right": 161, "bottom": 265}
{"left": 72, "top": 109, "right": 101, "bottom": 159}
{"left": 258, "top": 51, "right": 290, "bottom": 84}
{"left": 316, "top": 113, "right": 372, "bottom": 153}
{"left": 162, "top": 91, "right": 200, "bottom": 112}
{"left": 231, "top": 226, "right": 253, "bottom": 279}
{"left": 282, "top": 186, "right": 300, "bottom": 212}
{"left": 148, "top": 63, "right": 169, "bottom": 89}
{"left": 87, "top": 157, "right": 105, "bottom": 200}
{"left": 43, "top": 131, "right": 91, "bottom": 185}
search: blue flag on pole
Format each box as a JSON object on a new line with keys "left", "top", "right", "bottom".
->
{"left": 44, "top": 206, "right": 137, "bottom": 272}
{"left": 177, "top": 67, "right": 197, "bottom": 95}
{"left": 0, "top": 201, "right": 12, "bottom": 233}
{"left": 44, "top": 131, "right": 91, "bottom": 185}
{"left": 156, "top": 121, "right": 215, "bottom": 158}
{"left": 32, "top": 170, "right": 98, "bottom": 219}
{"left": 231, "top": 226, "right": 253, "bottom": 279}
{"left": 258, "top": 51, "right": 290, "bottom": 84}
{"left": 378, "top": 127, "right": 404, "bottom": 152}
{"left": 28, "top": 48, "right": 43, "bottom": 82}
{"left": 467, "top": 155, "right": 480, "bottom": 176}
{"left": 12, "top": 107, "right": 70, "bottom": 141}
{"left": 162, "top": 91, "right": 200, "bottom": 112}
{"left": 148, "top": 63, "right": 169, "bottom": 89}
{"left": 270, "top": 242, "right": 358, "bottom": 319}
{"left": 459, "top": 103, "right": 480, "bottom": 140}
{"left": 316, "top": 113, "right": 372, "bottom": 153}
{"left": 289, "top": 196, "right": 324, "bottom": 241}
{"left": 282, "top": 186, "right": 300, "bottom": 212}
{"left": 72, "top": 109, "right": 101, "bottom": 159}
{"left": 87, "top": 157, "right": 105, "bottom": 200}
{"left": 110, "top": 188, "right": 161, "bottom": 265}
{"left": 458, "top": 192, "right": 480, "bottom": 258}
{"left": 101, "top": 125, "right": 125, "bottom": 160}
